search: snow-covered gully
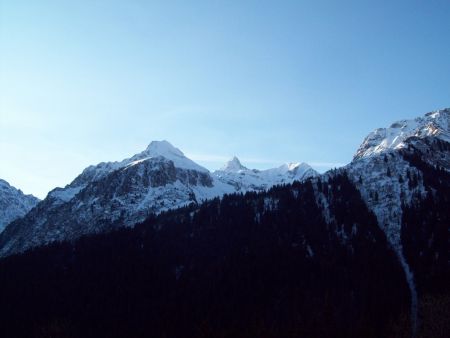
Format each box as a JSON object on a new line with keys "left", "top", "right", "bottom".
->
{"left": 397, "top": 246, "right": 418, "bottom": 336}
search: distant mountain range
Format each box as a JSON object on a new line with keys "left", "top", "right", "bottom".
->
{"left": 0, "top": 109, "right": 450, "bottom": 337}
{"left": 0, "top": 141, "right": 317, "bottom": 256}
{"left": 0, "top": 107, "right": 448, "bottom": 338}
{"left": 1, "top": 108, "right": 448, "bottom": 259}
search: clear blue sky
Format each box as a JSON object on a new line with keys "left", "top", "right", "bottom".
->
{"left": 1, "top": 0, "right": 449, "bottom": 198}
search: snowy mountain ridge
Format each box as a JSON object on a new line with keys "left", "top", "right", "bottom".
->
{"left": 354, "top": 108, "right": 450, "bottom": 160}
{"left": 0, "top": 179, "right": 39, "bottom": 232}
{"left": 132, "top": 140, "right": 209, "bottom": 173}
{"left": 0, "top": 142, "right": 318, "bottom": 256}
{"left": 48, "top": 140, "right": 209, "bottom": 205}
{"left": 214, "top": 158, "right": 317, "bottom": 192}
{"left": 1, "top": 107, "right": 448, "bottom": 268}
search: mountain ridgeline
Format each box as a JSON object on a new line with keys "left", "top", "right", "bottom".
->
{"left": 0, "top": 108, "right": 449, "bottom": 338}
{"left": 0, "top": 141, "right": 317, "bottom": 256}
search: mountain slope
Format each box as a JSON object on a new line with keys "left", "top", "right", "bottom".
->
{"left": 0, "top": 173, "right": 408, "bottom": 338}
{"left": 344, "top": 108, "right": 450, "bottom": 334}
{"left": 354, "top": 108, "right": 450, "bottom": 160}
{"left": 0, "top": 141, "right": 316, "bottom": 256}
{"left": 0, "top": 179, "right": 39, "bottom": 232}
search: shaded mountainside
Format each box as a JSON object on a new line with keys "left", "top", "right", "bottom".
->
{"left": 400, "top": 138, "right": 450, "bottom": 296}
{"left": 0, "top": 157, "right": 213, "bottom": 256}
{"left": 0, "top": 179, "right": 39, "bottom": 232}
{"left": 391, "top": 138, "right": 450, "bottom": 337}
{"left": 0, "top": 141, "right": 317, "bottom": 257}
{"left": 344, "top": 112, "right": 450, "bottom": 336}
{"left": 0, "top": 173, "right": 409, "bottom": 338}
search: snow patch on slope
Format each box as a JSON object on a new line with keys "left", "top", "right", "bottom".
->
{"left": 49, "top": 185, "right": 85, "bottom": 203}
{"left": 348, "top": 152, "right": 422, "bottom": 335}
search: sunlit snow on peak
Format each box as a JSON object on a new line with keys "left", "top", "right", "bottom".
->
{"left": 354, "top": 108, "right": 450, "bottom": 160}
{"left": 144, "top": 140, "right": 185, "bottom": 158}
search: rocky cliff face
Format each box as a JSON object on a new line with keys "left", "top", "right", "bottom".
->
{"left": 0, "top": 179, "right": 39, "bottom": 232}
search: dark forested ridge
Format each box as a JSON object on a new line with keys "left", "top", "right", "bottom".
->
{"left": 401, "top": 139, "right": 450, "bottom": 295}
{"left": 1, "top": 164, "right": 449, "bottom": 337}
{"left": 0, "top": 173, "right": 412, "bottom": 338}
{"left": 396, "top": 140, "right": 450, "bottom": 337}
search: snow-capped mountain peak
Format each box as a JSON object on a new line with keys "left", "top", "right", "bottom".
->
{"left": 221, "top": 156, "right": 248, "bottom": 172}
{"left": 285, "top": 163, "right": 301, "bottom": 171}
{"left": 144, "top": 140, "right": 185, "bottom": 158}
{"left": 213, "top": 159, "right": 318, "bottom": 193}
{"left": 68, "top": 141, "right": 209, "bottom": 194}
{"left": 277, "top": 162, "right": 311, "bottom": 173}
{"left": 262, "top": 162, "right": 316, "bottom": 181}
{"left": 129, "top": 140, "right": 208, "bottom": 173}
{"left": 354, "top": 108, "right": 450, "bottom": 160}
